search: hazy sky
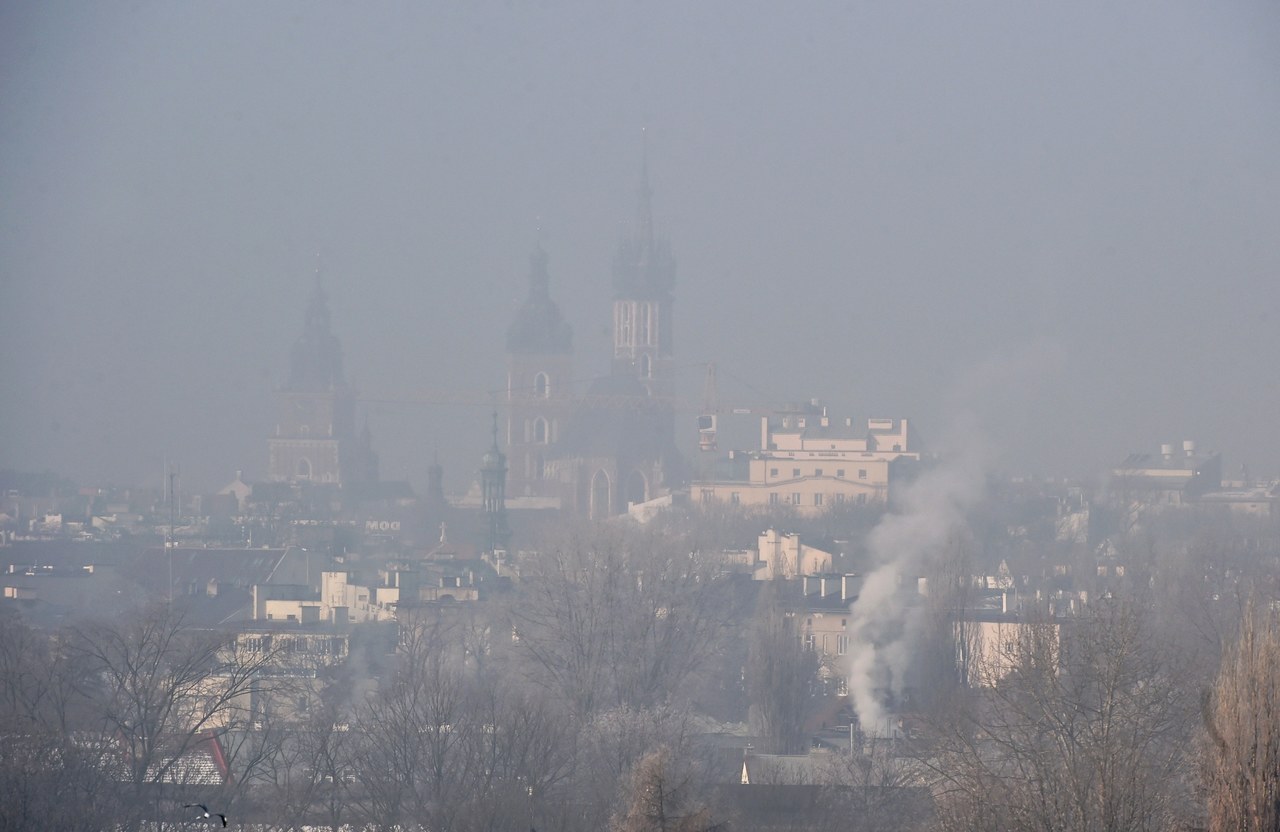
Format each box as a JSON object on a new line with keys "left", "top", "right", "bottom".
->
{"left": 2, "top": 1, "right": 1278, "bottom": 494}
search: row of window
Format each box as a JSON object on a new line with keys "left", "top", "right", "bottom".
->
{"left": 697, "top": 490, "right": 868, "bottom": 506}
{"left": 768, "top": 492, "right": 867, "bottom": 506}
{"left": 802, "top": 633, "right": 851, "bottom": 655}
{"left": 769, "top": 466, "right": 868, "bottom": 480}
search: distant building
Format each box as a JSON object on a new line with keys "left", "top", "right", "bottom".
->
{"left": 504, "top": 154, "right": 682, "bottom": 518}
{"left": 691, "top": 402, "right": 920, "bottom": 514}
{"left": 1110, "top": 440, "right": 1221, "bottom": 509}
{"left": 267, "top": 277, "right": 377, "bottom": 487}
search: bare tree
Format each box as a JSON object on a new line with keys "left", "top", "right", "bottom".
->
{"left": 349, "top": 608, "right": 476, "bottom": 831}
{"left": 923, "top": 600, "right": 1194, "bottom": 832}
{"left": 611, "top": 746, "right": 725, "bottom": 832}
{"left": 1201, "top": 599, "right": 1280, "bottom": 832}
{"left": 68, "top": 603, "right": 284, "bottom": 830}
{"left": 511, "top": 521, "right": 730, "bottom": 718}
{"left": 746, "top": 580, "right": 820, "bottom": 754}
{"left": 253, "top": 699, "right": 356, "bottom": 832}
{"left": 0, "top": 612, "right": 111, "bottom": 832}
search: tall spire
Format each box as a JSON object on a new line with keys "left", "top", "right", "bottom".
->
{"left": 612, "top": 131, "right": 675, "bottom": 301}
{"left": 638, "top": 127, "right": 654, "bottom": 245}
{"left": 289, "top": 262, "right": 344, "bottom": 390}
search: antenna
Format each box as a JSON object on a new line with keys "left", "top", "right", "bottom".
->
{"left": 168, "top": 468, "right": 177, "bottom": 604}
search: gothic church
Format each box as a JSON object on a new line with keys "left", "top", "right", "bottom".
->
{"left": 505, "top": 159, "right": 683, "bottom": 518}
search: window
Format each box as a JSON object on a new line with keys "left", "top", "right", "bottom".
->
{"left": 837, "top": 635, "right": 849, "bottom": 655}
{"left": 770, "top": 467, "right": 778, "bottom": 478}
{"left": 814, "top": 468, "right": 823, "bottom": 477}
{"left": 700, "top": 488, "right": 714, "bottom": 503}
{"left": 730, "top": 492, "right": 740, "bottom": 505}
{"left": 814, "top": 493, "right": 823, "bottom": 507}
{"left": 534, "top": 417, "right": 548, "bottom": 444}
{"left": 792, "top": 467, "right": 801, "bottom": 477}
{"left": 534, "top": 372, "right": 549, "bottom": 398}
{"left": 769, "top": 493, "right": 779, "bottom": 505}
{"left": 837, "top": 469, "right": 845, "bottom": 478}
{"left": 858, "top": 469, "right": 868, "bottom": 479}
{"left": 836, "top": 493, "right": 846, "bottom": 504}
{"left": 792, "top": 492, "right": 801, "bottom": 505}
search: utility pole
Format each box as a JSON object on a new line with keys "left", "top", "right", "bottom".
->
{"left": 168, "top": 469, "right": 176, "bottom": 604}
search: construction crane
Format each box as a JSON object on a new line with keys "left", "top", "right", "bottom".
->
{"left": 364, "top": 363, "right": 781, "bottom": 455}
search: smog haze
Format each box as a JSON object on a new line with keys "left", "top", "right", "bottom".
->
{"left": 3, "top": 1, "right": 1278, "bottom": 493}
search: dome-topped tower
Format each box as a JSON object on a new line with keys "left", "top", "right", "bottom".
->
{"left": 505, "top": 246, "right": 574, "bottom": 503}
{"left": 506, "top": 246, "right": 573, "bottom": 355}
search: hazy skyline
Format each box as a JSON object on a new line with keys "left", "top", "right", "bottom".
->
{"left": 3, "top": 1, "right": 1278, "bottom": 494}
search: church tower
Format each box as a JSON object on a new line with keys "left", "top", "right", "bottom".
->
{"left": 505, "top": 246, "right": 574, "bottom": 501}
{"left": 267, "top": 277, "right": 370, "bottom": 486}
{"left": 612, "top": 142, "right": 676, "bottom": 399}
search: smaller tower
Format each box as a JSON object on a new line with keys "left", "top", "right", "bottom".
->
{"left": 505, "top": 245, "right": 573, "bottom": 500}
{"left": 479, "top": 413, "right": 511, "bottom": 555}
{"left": 268, "top": 275, "right": 363, "bottom": 485}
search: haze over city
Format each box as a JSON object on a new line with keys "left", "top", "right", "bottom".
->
{"left": 2, "top": 1, "right": 1278, "bottom": 494}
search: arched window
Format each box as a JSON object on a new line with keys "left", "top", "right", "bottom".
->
{"left": 534, "top": 417, "right": 548, "bottom": 444}
{"left": 297, "top": 458, "right": 312, "bottom": 479}
{"left": 591, "top": 469, "right": 612, "bottom": 520}
{"left": 534, "top": 372, "right": 549, "bottom": 398}
{"left": 626, "top": 470, "right": 647, "bottom": 506}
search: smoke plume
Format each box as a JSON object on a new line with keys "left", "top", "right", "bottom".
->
{"left": 845, "top": 343, "right": 1062, "bottom": 733}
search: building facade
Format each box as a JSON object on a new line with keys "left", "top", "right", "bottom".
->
{"left": 692, "top": 403, "right": 919, "bottom": 514}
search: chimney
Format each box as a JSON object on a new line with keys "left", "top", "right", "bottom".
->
{"left": 1183, "top": 440, "right": 1196, "bottom": 457}
{"left": 1161, "top": 444, "right": 1174, "bottom": 461}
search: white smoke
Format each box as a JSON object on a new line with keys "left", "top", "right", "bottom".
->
{"left": 845, "top": 448, "right": 986, "bottom": 733}
{"left": 845, "top": 343, "right": 1063, "bottom": 734}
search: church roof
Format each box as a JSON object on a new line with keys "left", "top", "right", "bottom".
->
{"left": 506, "top": 247, "right": 573, "bottom": 354}
{"left": 555, "top": 373, "right": 678, "bottom": 463}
